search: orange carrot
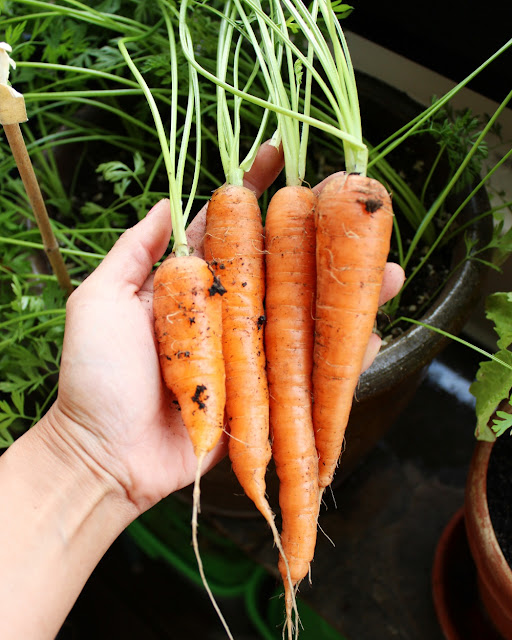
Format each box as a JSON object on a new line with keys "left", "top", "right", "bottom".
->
{"left": 205, "top": 183, "right": 300, "bottom": 629}
{"left": 153, "top": 253, "right": 234, "bottom": 639}
{"left": 153, "top": 254, "right": 226, "bottom": 461}
{"left": 265, "top": 185, "right": 320, "bottom": 627}
{"left": 204, "top": 184, "right": 272, "bottom": 516}
{"left": 313, "top": 172, "right": 393, "bottom": 491}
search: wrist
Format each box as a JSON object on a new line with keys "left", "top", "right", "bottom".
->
{"left": 32, "top": 406, "right": 139, "bottom": 533}
{"left": 0, "top": 409, "right": 137, "bottom": 639}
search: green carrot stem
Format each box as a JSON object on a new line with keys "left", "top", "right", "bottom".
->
{"left": 118, "top": 10, "right": 200, "bottom": 257}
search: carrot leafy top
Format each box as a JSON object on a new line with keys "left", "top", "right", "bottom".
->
{"left": 119, "top": 0, "right": 201, "bottom": 257}
{"left": 179, "top": 0, "right": 269, "bottom": 187}
{"left": 180, "top": 0, "right": 368, "bottom": 182}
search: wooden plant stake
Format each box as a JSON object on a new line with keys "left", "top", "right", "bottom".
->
{"left": 0, "top": 43, "right": 73, "bottom": 296}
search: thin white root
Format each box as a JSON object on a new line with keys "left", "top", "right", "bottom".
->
{"left": 318, "top": 487, "right": 325, "bottom": 510}
{"left": 192, "top": 451, "right": 235, "bottom": 640}
{"left": 317, "top": 519, "right": 336, "bottom": 548}
{"left": 268, "top": 516, "right": 298, "bottom": 640}
{"left": 328, "top": 484, "right": 337, "bottom": 510}
{"left": 256, "top": 496, "right": 299, "bottom": 640}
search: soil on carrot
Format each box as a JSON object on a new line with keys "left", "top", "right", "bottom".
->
{"left": 487, "top": 435, "right": 512, "bottom": 567}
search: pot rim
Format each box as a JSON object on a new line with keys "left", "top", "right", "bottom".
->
{"left": 465, "top": 440, "right": 512, "bottom": 613}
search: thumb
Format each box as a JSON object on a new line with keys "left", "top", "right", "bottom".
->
{"left": 89, "top": 199, "right": 172, "bottom": 291}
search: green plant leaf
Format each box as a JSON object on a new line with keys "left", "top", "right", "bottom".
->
{"left": 331, "top": 1, "right": 353, "bottom": 19}
{"left": 97, "top": 160, "right": 134, "bottom": 183}
{"left": 470, "top": 348, "right": 512, "bottom": 440}
{"left": 0, "top": 400, "right": 14, "bottom": 416}
{"left": 485, "top": 292, "right": 512, "bottom": 350}
{"left": 5, "top": 19, "right": 27, "bottom": 47}
{"left": 492, "top": 407, "right": 512, "bottom": 437}
{"left": 10, "top": 390, "right": 24, "bottom": 416}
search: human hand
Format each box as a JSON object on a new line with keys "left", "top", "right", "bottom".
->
{"left": 40, "top": 144, "right": 404, "bottom": 520}
{"left": 40, "top": 142, "right": 285, "bottom": 519}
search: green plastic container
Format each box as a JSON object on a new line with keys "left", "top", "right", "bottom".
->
{"left": 128, "top": 495, "right": 347, "bottom": 639}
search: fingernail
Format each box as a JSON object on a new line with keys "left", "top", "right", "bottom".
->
{"left": 147, "top": 198, "right": 169, "bottom": 215}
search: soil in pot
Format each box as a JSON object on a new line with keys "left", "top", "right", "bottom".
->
{"left": 487, "top": 434, "right": 512, "bottom": 566}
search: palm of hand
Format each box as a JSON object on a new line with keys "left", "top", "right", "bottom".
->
{"left": 52, "top": 269, "right": 212, "bottom": 513}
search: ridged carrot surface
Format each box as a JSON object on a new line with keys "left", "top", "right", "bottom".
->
{"left": 153, "top": 255, "right": 226, "bottom": 457}
{"left": 204, "top": 184, "right": 273, "bottom": 517}
{"left": 265, "top": 185, "right": 320, "bottom": 615}
{"left": 313, "top": 172, "right": 393, "bottom": 489}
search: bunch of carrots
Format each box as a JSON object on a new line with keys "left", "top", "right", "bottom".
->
{"left": 126, "top": 1, "right": 395, "bottom": 638}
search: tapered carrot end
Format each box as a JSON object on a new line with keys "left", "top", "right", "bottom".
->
{"left": 283, "top": 580, "right": 300, "bottom": 640}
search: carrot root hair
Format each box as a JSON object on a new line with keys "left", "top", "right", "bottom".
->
{"left": 257, "top": 499, "right": 299, "bottom": 640}
{"left": 191, "top": 451, "right": 235, "bottom": 640}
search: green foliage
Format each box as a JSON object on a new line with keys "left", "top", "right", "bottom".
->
{"left": 0, "top": 275, "right": 66, "bottom": 445}
{"left": 97, "top": 151, "right": 145, "bottom": 197}
{"left": 492, "top": 407, "right": 512, "bottom": 437}
{"left": 330, "top": 0, "right": 353, "bottom": 19}
{"left": 426, "top": 104, "right": 489, "bottom": 190}
{"left": 470, "top": 293, "right": 512, "bottom": 440}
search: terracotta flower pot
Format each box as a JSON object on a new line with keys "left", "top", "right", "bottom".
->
{"left": 433, "top": 440, "right": 512, "bottom": 640}
{"left": 464, "top": 441, "right": 512, "bottom": 639}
